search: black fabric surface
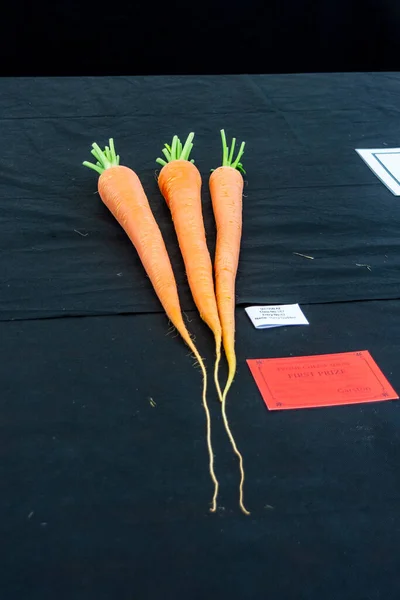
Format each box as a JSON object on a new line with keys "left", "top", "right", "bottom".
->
{"left": 2, "top": 73, "right": 400, "bottom": 598}
{"left": 2, "top": 300, "right": 400, "bottom": 598}
{"left": 2, "top": 73, "right": 400, "bottom": 320}
{"left": 3, "top": 0, "right": 400, "bottom": 75}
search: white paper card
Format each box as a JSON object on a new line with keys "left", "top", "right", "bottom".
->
{"left": 356, "top": 148, "right": 400, "bottom": 195}
{"left": 245, "top": 304, "right": 309, "bottom": 329}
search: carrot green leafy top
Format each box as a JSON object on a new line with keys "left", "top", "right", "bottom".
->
{"left": 217, "top": 129, "right": 246, "bottom": 174}
{"left": 83, "top": 138, "right": 120, "bottom": 175}
{"left": 156, "top": 132, "right": 195, "bottom": 167}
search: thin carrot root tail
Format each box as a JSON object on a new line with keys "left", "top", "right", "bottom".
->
{"left": 220, "top": 355, "right": 250, "bottom": 515}
{"left": 221, "top": 395, "right": 250, "bottom": 515}
{"left": 184, "top": 335, "right": 219, "bottom": 513}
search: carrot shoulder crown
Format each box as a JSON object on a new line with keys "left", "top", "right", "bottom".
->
{"left": 83, "top": 138, "right": 121, "bottom": 175}
{"left": 156, "top": 132, "right": 196, "bottom": 166}
{"left": 214, "top": 129, "right": 246, "bottom": 174}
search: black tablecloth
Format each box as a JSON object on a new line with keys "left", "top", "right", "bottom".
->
{"left": 2, "top": 301, "right": 400, "bottom": 598}
{"left": 2, "top": 73, "right": 400, "bottom": 320}
{"left": 2, "top": 74, "right": 400, "bottom": 599}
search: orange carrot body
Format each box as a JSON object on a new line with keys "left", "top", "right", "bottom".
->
{"left": 155, "top": 132, "right": 246, "bottom": 514}
{"left": 158, "top": 159, "right": 222, "bottom": 366}
{"left": 209, "top": 166, "right": 243, "bottom": 397}
{"left": 84, "top": 150, "right": 219, "bottom": 512}
{"left": 209, "top": 147, "right": 249, "bottom": 516}
{"left": 98, "top": 165, "right": 191, "bottom": 336}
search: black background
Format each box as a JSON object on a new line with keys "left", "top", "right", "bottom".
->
{"left": 2, "top": 2, "right": 400, "bottom": 599}
{"left": 2, "top": 73, "right": 400, "bottom": 321}
{"left": 2, "top": 302, "right": 400, "bottom": 598}
{"left": 1, "top": 0, "right": 400, "bottom": 76}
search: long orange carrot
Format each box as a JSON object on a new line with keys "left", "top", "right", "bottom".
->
{"left": 209, "top": 129, "right": 249, "bottom": 515}
{"left": 156, "top": 134, "right": 223, "bottom": 407}
{"left": 83, "top": 138, "right": 219, "bottom": 512}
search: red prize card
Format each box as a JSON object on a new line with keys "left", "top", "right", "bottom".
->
{"left": 247, "top": 351, "right": 398, "bottom": 411}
